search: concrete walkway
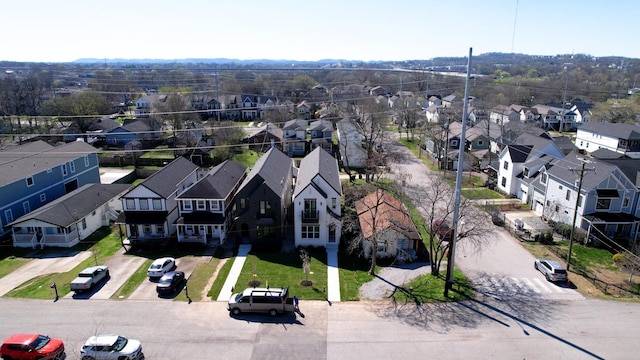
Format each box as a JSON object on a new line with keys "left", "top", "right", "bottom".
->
{"left": 326, "top": 245, "right": 341, "bottom": 302}
{"left": 216, "top": 244, "right": 252, "bottom": 301}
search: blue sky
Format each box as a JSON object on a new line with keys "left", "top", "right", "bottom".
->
{"left": 2, "top": 0, "right": 638, "bottom": 63}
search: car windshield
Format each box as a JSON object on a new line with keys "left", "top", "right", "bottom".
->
{"left": 150, "top": 264, "right": 162, "bottom": 270}
{"left": 113, "top": 336, "right": 128, "bottom": 351}
{"left": 159, "top": 276, "right": 172, "bottom": 285}
{"left": 29, "top": 335, "right": 50, "bottom": 350}
{"left": 555, "top": 269, "right": 567, "bottom": 274}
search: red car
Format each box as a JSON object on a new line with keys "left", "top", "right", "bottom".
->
{"left": 0, "top": 333, "right": 65, "bottom": 360}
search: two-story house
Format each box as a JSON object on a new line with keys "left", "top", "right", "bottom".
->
{"left": 293, "top": 147, "right": 342, "bottom": 248}
{"left": 117, "top": 156, "right": 199, "bottom": 246}
{"left": 246, "top": 123, "right": 284, "bottom": 153}
{"left": 575, "top": 122, "right": 640, "bottom": 159}
{"left": 496, "top": 133, "right": 565, "bottom": 199}
{"left": 532, "top": 104, "right": 576, "bottom": 132}
{"left": 230, "top": 147, "right": 294, "bottom": 249}
{"left": 10, "top": 183, "right": 130, "bottom": 248}
{"left": 175, "top": 160, "right": 247, "bottom": 245}
{"left": 309, "top": 119, "right": 334, "bottom": 154}
{"left": 336, "top": 118, "right": 367, "bottom": 169}
{"left": 0, "top": 140, "right": 100, "bottom": 237}
{"left": 531, "top": 152, "right": 640, "bottom": 244}
{"left": 282, "top": 119, "right": 308, "bottom": 157}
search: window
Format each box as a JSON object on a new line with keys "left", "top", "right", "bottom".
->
{"left": 183, "top": 202, "right": 192, "bottom": 211}
{"left": 81, "top": 218, "right": 87, "bottom": 230}
{"left": 210, "top": 200, "right": 220, "bottom": 210}
{"left": 26, "top": 177, "right": 34, "bottom": 187}
{"left": 84, "top": 155, "right": 90, "bottom": 166}
{"left": 259, "top": 200, "right": 271, "bottom": 215}
{"left": 623, "top": 197, "right": 629, "bottom": 207}
{"left": 240, "top": 198, "right": 246, "bottom": 209}
{"left": 153, "top": 199, "right": 162, "bottom": 210}
{"left": 541, "top": 173, "right": 547, "bottom": 184}
{"left": 139, "top": 199, "right": 149, "bottom": 210}
{"left": 559, "top": 185, "right": 563, "bottom": 190}
{"left": 155, "top": 224, "right": 163, "bottom": 233}
{"left": 61, "top": 163, "right": 68, "bottom": 176}
{"left": 40, "top": 193, "right": 46, "bottom": 202}
{"left": 197, "top": 200, "right": 206, "bottom": 211}
{"left": 331, "top": 198, "right": 337, "bottom": 209}
{"left": 301, "top": 225, "right": 320, "bottom": 238}
{"left": 596, "top": 198, "right": 611, "bottom": 210}
{"left": 566, "top": 189, "right": 571, "bottom": 201}
{"left": 450, "top": 139, "right": 458, "bottom": 147}
{"left": 478, "top": 140, "right": 484, "bottom": 146}
{"left": 501, "top": 177, "right": 507, "bottom": 187}
{"left": 4, "top": 209, "right": 13, "bottom": 224}
{"left": 503, "top": 161, "right": 509, "bottom": 170}
{"left": 23, "top": 201, "right": 30, "bottom": 213}
{"left": 126, "top": 199, "right": 135, "bottom": 210}
{"left": 578, "top": 195, "right": 583, "bottom": 207}
{"left": 143, "top": 224, "right": 151, "bottom": 234}
{"left": 69, "top": 161, "right": 75, "bottom": 173}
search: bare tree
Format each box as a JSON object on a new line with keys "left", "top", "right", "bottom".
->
{"left": 157, "top": 93, "right": 188, "bottom": 145}
{"left": 410, "top": 173, "right": 497, "bottom": 276}
{"left": 350, "top": 97, "right": 391, "bottom": 182}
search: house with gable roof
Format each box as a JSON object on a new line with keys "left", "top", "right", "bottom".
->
{"left": 355, "top": 189, "right": 421, "bottom": 260}
{"left": 293, "top": 147, "right": 342, "bottom": 248}
{"left": 175, "top": 160, "right": 247, "bottom": 245}
{"left": 496, "top": 133, "right": 565, "bottom": 199}
{"left": 0, "top": 140, "right": 100, "bottom": 237}
{"left": 575, "top": 121, "right": 640, "bottom": 159}
{"left": 116, "top": 156, "right": 199, "bottom": 246}
{"left": 309, "top": 119, "right": 334, "bottom": 154}
{"left": 230, "top": 147, "right": 294, "bottom": 249}
{"left": 245, "top": 123, "right": 284, "bottom": 153}
{"left": 282, "top": 118, "right": 308, "bottom": 157}
{"left": 529, "top": 152, "right": 640, "bottom": 244}
{"left": 10, "top": 183, "right": 130, "bottom": 248}
{"left": 336, "top": 118, "right": 367, "bottom": 169}
{"left": 104, "top": 118, "right": 162, "bottom": 147}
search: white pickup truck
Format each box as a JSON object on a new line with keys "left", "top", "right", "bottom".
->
{"left": 70, "top": 265, "right": 109, "bottom": 292}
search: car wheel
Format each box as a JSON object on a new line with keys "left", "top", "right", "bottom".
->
{"left": 545, "top": 273, "right": 551, "bottom": 282}
{"left": 534, "top": 262, "right": 538, "bottom": 270}
{"left": 105, "top": 270, "right": 110, "bottom": 278}
{"left": 232, "top": 308, "right": 241, "bottom": 316}
{"left": 269, "top": 309, "right": 278, "bottom": 317}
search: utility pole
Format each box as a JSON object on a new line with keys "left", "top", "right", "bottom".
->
{"left": 445, "top": 47, "right": 472, "bottom": 297}
{"left": 215, "top": 66, "right": 221, "bottom": 123}
{"left": 566, "top": 157, "right": 595, "bottom": 271}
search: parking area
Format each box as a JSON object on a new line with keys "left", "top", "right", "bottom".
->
{"left": 128, "top": 256, "right": 213, "bottom": 300}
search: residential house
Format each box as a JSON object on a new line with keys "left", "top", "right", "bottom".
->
{"left": 369, "top": 86, "right": 389, "bottom": 97}
{"left": 388, "top": 91, "right": 415, "bottom": 109}
{"left": 336, "top": 118, "right": 367, "bottom": 169}
{"left": 116, "top": 157, "right": 199, "bottom": 246}
{"left": 135, "top": 94, "right": 166, "bottom": 118}
{"left": 575, "top": 122, "right": 640, "bottom": 159}
{"left": 529, "top": 152, "right": 640, "bottom": 245}
{"left": 309, "top": 119, "right": 334, "bottom": 154}
{"left": 175, "top": 160, "right": 247, "bottom": 245}
{"left": 355, "top": 190, "right": 421, "bottom": 260}
{"left": 306, "top": 84, "right": 330, "bottom": 103}
{"left": 442, "top": 95, "right": 457, "bottom": 108}
{"left": 293, "top": 147, "right": 342, "bottom": 248}
{"left": 230, "top": 147, "right": 294, "bottom": 249}
{"left": 532, "top": 104, "right": 576, "bottom": 131}
{"left": 282, "top": 118, "right": 308, "bottom": 157}
{"left": 104, "top": 118, "right": 162, "bottom": 147}
{"left": 245, "top": 123, "right": 284, "bottom": 153}
{"left": 296, "top": 100, "right": 312, "bottom": 119}
{"left": 10, "top": 183, "right": 130, "bottom": 248}
{"left": 490, "top": 104, "right": 522, "bottom": 126}
{"left": 496, "top": 133, "right": 565, "bottom": 199}
{"left": 0, "top": 140, "right": 100, "bottom": 237}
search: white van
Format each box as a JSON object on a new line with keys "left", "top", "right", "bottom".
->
{"left": 228, "top": 287, "right": 294, "bottom": 316}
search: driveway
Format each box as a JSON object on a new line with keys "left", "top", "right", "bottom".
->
{"left": 385, "top": 136, "right": 582, "bottom": 301}
{"left": 0, "top": 250, "right": 92, "bottom": 297}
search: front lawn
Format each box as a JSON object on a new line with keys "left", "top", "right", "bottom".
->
{"left": 461, "top": 188, "right": 503, "bottom": 199}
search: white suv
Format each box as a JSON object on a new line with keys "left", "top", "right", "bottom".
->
{"left": 534, "top": 259, "right": 568, "bottom": 282}
{"left": 81, "top": 334, "right": 144, "bottom": 360}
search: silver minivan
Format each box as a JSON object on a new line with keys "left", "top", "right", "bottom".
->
{"left": 228, "top": 287, "right": 294, "bottom": 316}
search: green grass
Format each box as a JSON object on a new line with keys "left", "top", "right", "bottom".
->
{"left": 234, "top": 251, "right": 329, "bottom": 300}
{"left": 233, "top": 149, "right": 261, "bottom": 169}
{"left": 207, "top": 257, "right": 234, "bottom": 299}
{"left": 444, "top": 175, "right": 484, "bottom": 188}
{"left": 5, "top": 227, "right": 123, "bottom": 299}
{"left": 139, "top": 146, "right": 175, "bottom": 159}
{"left": 461, "top": 189, "right": 503, "bottom": 199}
{"left": 175, "top": 257, "right": 220, "bottom": 302}
{"left": 0, "top": 252, "right": 31, "bottom": 279}
{"left": 393, "top": 270, "right": 473, "bottom": 302}
{"left": 337, "top": 251, "right": 374, "bottom": 301}
{"left": 111, "top": 258, "right": 153, "bottom": 299}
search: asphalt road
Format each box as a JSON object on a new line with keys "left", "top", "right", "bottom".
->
{"left": 0, "top": 297, "right": 637, "bottom": 359}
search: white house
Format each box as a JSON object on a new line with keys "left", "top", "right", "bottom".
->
{"left": 293, "top": 147, "right": 342, "bottom": 248}
{"left": 575, "top": 122, "right": 640, "bottom": 159}
{"left": 10, "top": 183, "right": 130, "bottom": 248}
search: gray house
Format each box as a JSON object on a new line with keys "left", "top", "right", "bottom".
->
{"left": 230, "top": 147, "right": 294, "bottom": 249}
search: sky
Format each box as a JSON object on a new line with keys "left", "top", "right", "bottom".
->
{"left": 2, "top": 0, "right": 639, "bottom": 63}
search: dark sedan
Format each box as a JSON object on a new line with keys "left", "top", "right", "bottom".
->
{"left": 156, "top": 271, "right": 185, "bottom": 295}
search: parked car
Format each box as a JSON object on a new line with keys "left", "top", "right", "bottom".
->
{"left": 70, "top": 265, "right": 109, "bottom": 293}
{"left": 80, "top": 335, "right": 144, "bottom": 360}
{"left": 432, "top": 220, "right": 453, "bottom": 240}
{"left": 0, "top": 333, "right": 65, "bottom": 360}
{"left": 228, "top": 287, "right": 294, "bottom": 316}
{"left": 534, "top": 259, "right": 569, "bottom": 282}
{"left": 156, "top": 271, "right": 185, "bottom": 295}
{"left": 147, "top": 257, "right": 175, "bottom": 278}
